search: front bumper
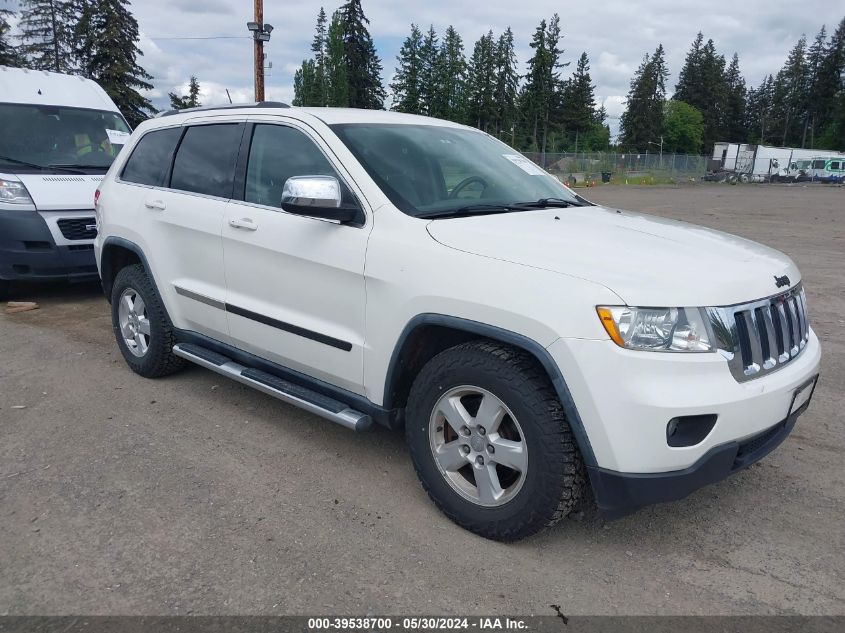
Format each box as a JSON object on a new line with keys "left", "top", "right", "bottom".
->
{"left": 547, "top": 330, "right": 821, "bottom": 516}
{"left": 589, "top": 376, "right": 816, "bottom": 519}
{"left": 0, "top": 209, "right": 98, "bottom": 283}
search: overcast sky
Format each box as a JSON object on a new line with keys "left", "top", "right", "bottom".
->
{"left": 9, "top": 1, "right": 845, "bottom": 137}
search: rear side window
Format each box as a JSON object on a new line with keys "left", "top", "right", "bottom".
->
{"left": 170, "top": 124, "right": 242, "bottom": 198}
{"left": 121, "top": 127, "right": 181, "bottom": 186}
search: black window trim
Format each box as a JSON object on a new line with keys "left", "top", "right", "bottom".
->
{"left": 232, "top": 120, "right": 368, "bottom": 229}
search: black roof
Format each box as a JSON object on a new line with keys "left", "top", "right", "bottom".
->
{"left": 158, "top": 101, "right": 290, "bottom": 118}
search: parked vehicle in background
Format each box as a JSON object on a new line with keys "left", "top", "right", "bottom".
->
{"left": 95, "top": 104, "right": 821, "bottom": 541}
{"left": 809, "top": 157, "right": 845, "bottom": 183}
{"left": 709, "top": 141, "right": 845, "bottom": 182}
{"left": 0, "top": 66, "right": 132, "bottom": 300}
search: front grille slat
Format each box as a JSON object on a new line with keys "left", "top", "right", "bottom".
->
{"left": 711, "top": 284, "right": 811, "bottom": 383}
{"left": 57, "top": 218, "right": 97, "bottom": 241}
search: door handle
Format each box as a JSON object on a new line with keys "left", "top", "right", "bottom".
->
{"left": 228, "top": 217, "right": 258, "bottom": 231}
{"left": 144, "top": 198, "right": 166, "bottom": 211}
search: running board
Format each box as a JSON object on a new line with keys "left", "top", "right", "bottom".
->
{"left": 172, "top": 343, "right": 373, "bottom": 431}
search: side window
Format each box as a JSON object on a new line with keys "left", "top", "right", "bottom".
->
{"left": 121, "top": 127, "right": 181, "bottom": 187}
{"left": 245, "top": 124, "right": 348, "bottom": 208}
{"left": 170, "top": 124, "right": 242, "bottom": 198}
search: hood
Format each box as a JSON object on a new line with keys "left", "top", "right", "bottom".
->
{"left": 14, "top": 173, "right": 103, "bottom": 211}
{"left": 426, "top": 206, "right": 799, "bottom": 307}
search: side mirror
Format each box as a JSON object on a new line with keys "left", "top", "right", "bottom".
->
{"left": 281, "top": 175, "right": 363, "bottom": 225}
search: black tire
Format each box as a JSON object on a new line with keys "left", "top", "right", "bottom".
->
{"left": 405, "top": 340, "right": 585, "bottom": 541}
{"left": 0, "top": 279, "right": 9, "bottom": 302}
{"left": 110, "top": 264, "right": 186, "bottom": 378}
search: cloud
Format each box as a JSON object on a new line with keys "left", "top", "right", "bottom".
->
{"left": 110, "top": 0, "right": 844, "bottom": 130}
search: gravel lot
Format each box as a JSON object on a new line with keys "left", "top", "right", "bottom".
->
{"left": 1, "top": 183, "right": 843, "bottom": 615}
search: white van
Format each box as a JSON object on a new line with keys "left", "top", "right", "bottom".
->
{"left": 0, "top": 66, "right": 132, "bottom": 299}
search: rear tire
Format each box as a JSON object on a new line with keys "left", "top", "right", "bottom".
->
{"left": 405, "top": 340, "right": 585, "bottom": 541}
{"left": 0, "top": 279, "right": 9, "bottom": 302}
{"left": 110, "top": 264, "right": 186, "bottom": 378}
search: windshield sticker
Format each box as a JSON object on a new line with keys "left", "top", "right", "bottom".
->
{"left": 106, "top": 129, "right": 131, "bottom": 144}
{"left": 502, "top": 154, "right": 547, "bottom": 176}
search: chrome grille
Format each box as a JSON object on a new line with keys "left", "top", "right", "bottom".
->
{"left": 707, "top": 285, "right": 810, "bottom": 382}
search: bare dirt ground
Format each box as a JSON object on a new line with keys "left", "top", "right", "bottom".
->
{"left": 1, "top": 183, "right": 843, "bottom": 615}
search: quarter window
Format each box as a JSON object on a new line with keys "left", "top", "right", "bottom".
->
{"left": 170, "top": 124, "right": 242, "bottom": 198}
{"left": 121, "top": 127, "right": 182, "bottom": 187}
{"left": 245, "top": 124, "right": 347, "bottom": 208}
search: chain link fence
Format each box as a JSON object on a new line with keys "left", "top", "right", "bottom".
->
{"left": 522, "top": 151, "right": 710, "bottom": 184}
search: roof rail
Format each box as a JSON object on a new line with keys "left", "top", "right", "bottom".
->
{"left": 157, "top": 101, "right": 291, "bottom": 118}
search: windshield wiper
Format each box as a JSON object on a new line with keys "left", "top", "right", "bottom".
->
{"left": 416, "top": 203, "right": 528, "bottom": 219}
{"left": 510, "top": 197, "right": 589, "bottom": 209}
{"left": 49, "top": 163, "right": 107, "bottom": 172}
{"left": 0, "top": 155, "right": 86, "bottom": 175}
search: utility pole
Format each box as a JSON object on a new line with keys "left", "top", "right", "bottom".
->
{"left": 247, "top": 1, "right": 273, "bottom": 103}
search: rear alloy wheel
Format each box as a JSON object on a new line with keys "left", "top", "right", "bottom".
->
{"left": 110, "top": 264, "right": 186, "bottom": 378}
{"left": 406, "top": 341, "right": 585, "bottom": 541}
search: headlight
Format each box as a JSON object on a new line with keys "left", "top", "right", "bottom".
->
{"left": 596, "top": 306, "right": 714, "bottom": 352}
{"left": 0, "top": 178, "right": 35, "bottom": 205}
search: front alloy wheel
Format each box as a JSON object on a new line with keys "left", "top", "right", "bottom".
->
{"left": 429, "top": 386, "right": 527, "bottom": 506}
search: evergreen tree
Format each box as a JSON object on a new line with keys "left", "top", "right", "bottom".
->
{"left": 520, "top": 15, "right": 565, "bottom": 153}
{"left": 325, "top": 10, "right": 348, "bottom": 107}
{"left": 770, "top": 36, "right": 808, "bottom": 146}
{"left": 307, "top": 7, "right": 328, "bottom": 107}
{"left": 417, "top": 25, "right": 438, "bottom": 116}
{"left": 492, "top": 27, "right": 519, "bottom": 139}
{"left": 168, "top": 76, "right": 202, "bottom": 110}
{"left": 723, "top": 53, "right": 747, "bottom": 142}
{"left": 465, "top": 30, "right": 496, "bottom": 130}
{"left": 619, "top": 45, "right": 669, "bottom": 152}
{"left": 390, "top": 23, "right": 424, "bottom": 114}
{"left": 430, "top": 25, "right": 466, "bottom": 121}
{"left": 75, "top": 0, "right": 154, "bottom": 126}
{"left": 673, "top": 33, "right": 727, "bottom": 152}
{"left": 560, "top": 52, "right": 598, "bottom": 149}
{"left": 746, "top": 75, "right": 774, "bottom": 144}
{"left": 337, "top": 0, "right": 385, "bottom": 109}
{"left": 18, "top": 0, "right": 77, "bottom": 72}
{"left": 817, "top": 18, "right": 845, "bottom": 149}
{"left": 1, "top": 1, "right": 23, "bottom": 66}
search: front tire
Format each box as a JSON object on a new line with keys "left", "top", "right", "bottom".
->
{"left": 110, "top": 264, "right": 186, "bottom": 378}
{"left": 0, "top": 279, "right": 9, "bottom": 302}
{"left": 405, "top": 341, "right": 585, "bottom": 541}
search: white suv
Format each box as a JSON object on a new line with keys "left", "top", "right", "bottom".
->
{"left": 94, "top": 103, "right": 821, "bottom": 541}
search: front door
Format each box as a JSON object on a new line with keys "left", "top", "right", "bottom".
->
{"left": 222, "top": 121, "right": 372, "bottom": 394}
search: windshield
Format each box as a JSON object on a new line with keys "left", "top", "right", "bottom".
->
{"left": 0, "top": 103, "right": 131, "bottom": 173}
{"left": 330, "top": 123, "right": 582, "bottom": 217}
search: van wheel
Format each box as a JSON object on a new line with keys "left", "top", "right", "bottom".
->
{"left": 0, "top": 280, "right": 9, "bottom": 302}
{"left": 110, "top": 264, "right": 186, "bottom": 378}
{"left": 405, "top": 341, "right": 585, "bottom": 541}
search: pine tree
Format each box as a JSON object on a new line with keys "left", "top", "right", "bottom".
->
{"left": 619, "top": 45, "right": 669, "bottom": 152}
{"left": 417, "top": 25, "right": 438, "bottom": 116}
{"left": 520, "top": 16, "right": 566, "bottom": 153}
{"left": 723, "top": 53, "right": 747, "bottom": 142}
{"left": 770, "top": 36, "right": 808, "bottom": 146}
{"left": 431, "top": 25, "right": 466, "bottom": 121}
{"left": 817, "top": 18, "right": 845, "bottom": 149}
{"left": 390, "top": 24, "right": 424, "bottom": 114}
{"left": 168, "top": 76, "right": 202, "bottom": 110}
{"left": 325, "top": 10, "right": 348, "bottom": 107}
{"left": 18, "top": 0, "right": 77, "bottom": 72}
{"left": 492, "top": 27, "right": 519, "bottom": 139}
{"left": 337, "top": 0, "right": 385, "bottom": 109}
{"left": 465, "top": 30, "right": 496, "bottom": 130}
{"left": 307, "top": 8, "right": 328, "bottom": 107}
{"left": 560, "top": 52, "right": 597, "bottom": 149}
{"left": 1, "top": 1, "right": 23, "bottom": 66}
{"left": 75, "top": 0, "right": 154, "bottom": 126}
{"left": 746, "top": 74, "right": 774, "bottom": 144}
{"left": 673, "top": 34, "right": 727, "bottom": 152}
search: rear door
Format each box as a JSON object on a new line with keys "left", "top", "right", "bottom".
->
{"left": 221, "top": 118, "right": 372, "bottom": 394}
{"left": 117, "top": 117, "right": 244, "bottom": 342}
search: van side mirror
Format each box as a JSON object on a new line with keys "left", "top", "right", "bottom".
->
{"left": 281, "top": 176, "right": 363, "bottom": 225}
